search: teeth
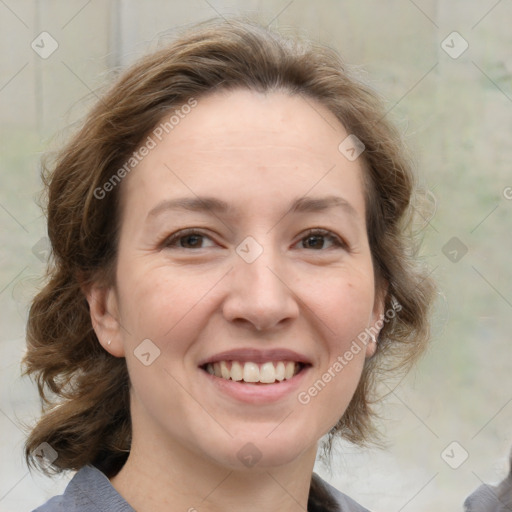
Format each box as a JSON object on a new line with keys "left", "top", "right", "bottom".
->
{"left": 260, "top": 362, "right": 276, "bottom": 383}
{"left": 284, "top": 361, "right": 295, "bottom": 380}
{"left": 220, "top": 360, "right": 230, "bottom": 379}
{"left": 243, "top": 362, "right": 260, "bottom": 382}
{"left": 204, "top": 360, "right": 303, "bottom": 383}
{"left": 231, "top": 361, "right": 243, "bottom": 381}
{"left": 275, "top": 361, "right": 285, "bottom": 381}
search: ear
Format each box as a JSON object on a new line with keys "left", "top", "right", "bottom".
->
{"left": 365, "top": 280, "right": 388, "bottom": 358}
{"left": 83, "top": 282, "right": 125, "bottom": 358}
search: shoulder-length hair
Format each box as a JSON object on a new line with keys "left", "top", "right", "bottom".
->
{"left": 23, "top": 18, "right": 435, "bottom": 477}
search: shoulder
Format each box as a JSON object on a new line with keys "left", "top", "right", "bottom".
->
{"left": 464, "top": 481, "right": 512, "bottom": 512}
{"left": 309, "top": 472, "right": 371, "bottom": 512}
{"left": 31, "top": 465, "right": 134, "bottom": 512}
{"left": 32, "top": 466, "right": 368, "bottom": 512}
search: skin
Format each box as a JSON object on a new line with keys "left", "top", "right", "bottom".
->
{"left": 87, "top": 89, "right": 385, "bottom": 512}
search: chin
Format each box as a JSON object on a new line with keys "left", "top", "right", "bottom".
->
{"left": 200, "top": 425, "right": 319, "bottom": 471}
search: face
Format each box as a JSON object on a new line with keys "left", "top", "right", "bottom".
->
{"left": 91, "top": 89, "right": 384, "bottom": 471}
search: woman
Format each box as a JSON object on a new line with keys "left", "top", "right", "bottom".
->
{"left": 24, "top": 19, "right": 434, "bottom": 512}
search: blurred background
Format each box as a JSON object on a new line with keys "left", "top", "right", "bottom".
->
{"left": 1, "top": 1, "right": 511, "bottom": 510}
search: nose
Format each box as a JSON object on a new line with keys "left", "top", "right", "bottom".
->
{"left": 222, "top": 245, "right": 299, "bottom": 332}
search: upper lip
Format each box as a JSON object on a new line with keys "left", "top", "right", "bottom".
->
{"left": 198, "top": 348, "right": 312, "bottom": 366}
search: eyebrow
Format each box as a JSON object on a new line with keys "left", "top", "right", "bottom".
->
{"left": 290, "top": 195, "right": 359, "bottom": 218}
{"left": 147, "top": 195, "right": 359, "bottom": 220}
{"left": 148, "top": 197, "right": 231, "bottom": 218}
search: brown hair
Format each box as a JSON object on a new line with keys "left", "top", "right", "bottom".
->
{"left": 23, "top": 18, "right": 435, "bottom": 477}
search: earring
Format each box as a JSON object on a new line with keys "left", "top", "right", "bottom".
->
{"left": 370, "top": 333, "right": 377, "bottom": 344}
{"left": 107, "top": 339, "right": 112, "bottom": 345}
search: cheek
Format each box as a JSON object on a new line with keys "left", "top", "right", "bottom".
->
{"left": 298, "top": 275, "right": 374, "bottom": 414}
{"left": 307, "top": 273, "right": 376, "bottom": 347}
{"left": 117, "top": 267, "right": 213, "bottom": 426}
{"left": 116, "top": 263, "right": 213, "bottom": 342}
{"left": 114, "top": 263, "right": 228, "bottom": 397}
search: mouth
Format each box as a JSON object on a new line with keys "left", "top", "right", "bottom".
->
{"left": 197, "top": 348, "right": 312, "bottom": 402}
{"left": 200, "top": 360, "right": 308, "bottom": 384}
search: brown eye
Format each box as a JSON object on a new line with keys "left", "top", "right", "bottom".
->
{"left": 179, "top": 234, "right": 204, "bottom": 248}
{"left": 163, "top": 230, "right": 215, "bottom": 249}
{"left": 300, "top": 230, "right": 344, "bottom": 250}
{"left": 302, "top": 234, "right": 327, "bottom": 249}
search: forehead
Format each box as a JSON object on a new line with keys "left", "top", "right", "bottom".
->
{"left": 121, "top": 89, "right": 367, "bottom": 218}
{"left": 152, "top": 89, "right": 347, "bottom": 163}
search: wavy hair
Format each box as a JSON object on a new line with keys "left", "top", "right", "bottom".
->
{"left": 23, "top": 18, "right": 435, "bottom": 477}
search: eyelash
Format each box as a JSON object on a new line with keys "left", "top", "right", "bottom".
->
{"left": 161, "top": 228, "right": 348, "bottom": 251}
{"left": 162, "top": 228, "right": 216, "bottom": 250}
{"left": 297, "top": 228, "right": 347, "bottom": 250}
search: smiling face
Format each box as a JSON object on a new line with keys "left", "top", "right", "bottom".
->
{"left": 89, "top": 88, "right": 385, "bottom": 471}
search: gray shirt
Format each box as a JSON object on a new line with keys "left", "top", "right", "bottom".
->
{"left": 31, "top": 465, "right": 370, "bottom": 512}
{"left": 463, "top": 481, "right": 512, "bottom": 511}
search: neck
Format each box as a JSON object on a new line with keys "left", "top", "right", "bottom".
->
{"left": 109, "top": 430, "right": 318, "bottom": 512}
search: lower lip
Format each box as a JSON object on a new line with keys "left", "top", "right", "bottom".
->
{"left": 199, "top": 366, "right": 310, "bottom": 404}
